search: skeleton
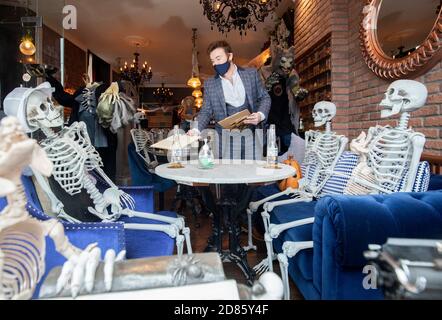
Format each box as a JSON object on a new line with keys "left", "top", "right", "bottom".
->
{"left": 274, "top": 81, "right": 427, "bottom": 299}
{"left": 248, "top": 101, "right": 348, "bottom": 282}
{"left": 344, "top": 80, "right": 427, "bottom": 195}
{"left": 130, "top": 128, "right": 159, "bottom": 172}
{"left": 0, "top": 117, "right": 123, "bottom": 299}
{"left": 3, "top": 83, "right": 192, "bottom": 256}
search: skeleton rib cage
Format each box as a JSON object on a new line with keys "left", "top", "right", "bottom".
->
{"left": 366, "top": 127, "right": 413, "bottom": 193}
{"left": 130, "top": 128, "right": 158, "bottom": 168}
{"left": 304, "top": 130, "right": 344, "bottom": 194}
{"left": 0, "top": 221, "right": 46, "bottom": 300}
{"left": 41, "top": 122, "right": 102, "bottom": 195}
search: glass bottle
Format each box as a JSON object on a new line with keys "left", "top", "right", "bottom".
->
{"left": 170, "top": 125, "right": 184, "bottom": 168}
{"left": 198, "top": 138, "right": 214, "bottom": 169}
{"left": 266, "top": 124, "right": 278, "bottom": 168}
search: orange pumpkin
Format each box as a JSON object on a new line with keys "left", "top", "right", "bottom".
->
{"left": 278, "top": 155, "right": 302, "bottom": 191}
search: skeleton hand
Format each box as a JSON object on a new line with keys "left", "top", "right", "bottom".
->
{"left": 56, "top": 243, "right": 126, "bottom": 298}
{"left": 350, "top": 132, "right": 370, "bottom": 155}
{"left": 103, "top": 187, "right": 135, "bottom": 213}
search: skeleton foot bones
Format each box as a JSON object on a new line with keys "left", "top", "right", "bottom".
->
{"left": 0, "top": 117, "right": 122, "bottom": 299}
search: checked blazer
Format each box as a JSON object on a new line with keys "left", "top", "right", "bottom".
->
{"left": 195, "top": 66, "right": 271, "bottom": 132}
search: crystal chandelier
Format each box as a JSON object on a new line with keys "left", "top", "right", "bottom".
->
{"left": 153, "top": 83, "right": 174, "bottom": 104}
{"left": 200, "top": 0, "right": 282, "bottom": 35}
{"left": 120, "top": 43, "right": 153, "bottom": 87}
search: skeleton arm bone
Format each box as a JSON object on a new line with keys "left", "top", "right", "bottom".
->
{"left": 31, "top": 169, "right": 77, "bottom": 221}
{"left": 248, "top": 187, "right": 300, "bottom": 213}
{"left": 404, "top": 133, "right": 426, "bottom": 192}
{"left": 268, "top": 218, "right": 315, "bottom": 239}
{"left": 263, "top": 193, "right": 314, "bottom": 213}
{"left": 121, "top": 208, "right": 185, "bottom": 230}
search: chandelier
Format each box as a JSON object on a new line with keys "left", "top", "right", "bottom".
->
{"left": 120, "top": 43, "right": 153, "bottom": 87}
{"left": 200, "top": 0, "right": 282, "bottom": 35}
{"left": 187, "top": 28, "right": 202, "bottom": 89}
{"left": 187, "top": 28, "right": 204, "bottom": 108}
{"left": 153, "top": 83, "right": 174, "bottom": 104}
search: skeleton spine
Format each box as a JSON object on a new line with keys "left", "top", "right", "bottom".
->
{"left": 40, "top": 126, "right": 57, "bottom": 139}
{"left": 83, "top": 174, "right": 108, "bottom": 213}
{"left": 398, "top": 112, "right": 410, "bottom": 130}
{"left": 7, "top": 183, "right": 27, "bottom": 210}
{"left": 325, "top": 121, "right": 332, "bottom": 133}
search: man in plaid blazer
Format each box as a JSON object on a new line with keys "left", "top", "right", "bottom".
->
{"left": 190, "top": 41, "right": 271, "bottom": 159}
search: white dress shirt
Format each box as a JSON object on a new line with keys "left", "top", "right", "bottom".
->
{"left": 220, "top": 64, "right": 265, "bottom": 121}
{"left": 190, "top": 65, "right": 265, "bottom": 135}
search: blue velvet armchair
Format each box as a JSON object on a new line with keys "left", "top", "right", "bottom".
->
{"left": 21, "top": 174, "right": 177, "bottom": 260}
{"left": 127, "top": 142, "right": 176, "bottom": 210}
{"left": 264, "top": 187, "right": 442, "bottom": 300}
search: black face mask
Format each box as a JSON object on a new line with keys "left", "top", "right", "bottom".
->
{"left": 214, "top": 60, "right": 230, "bottom": 76}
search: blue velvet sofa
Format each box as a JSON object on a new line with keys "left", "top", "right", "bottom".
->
{"left": 254, "top": 181, "right": 442, "bottom": 300}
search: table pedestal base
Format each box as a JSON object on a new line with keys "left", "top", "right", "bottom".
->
{"left": 204, "top": 185, "right": 256, "bottom": 286}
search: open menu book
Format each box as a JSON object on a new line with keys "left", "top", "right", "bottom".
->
{"left": 150, "top": 134, "right": 200, "bottom": 150}
{"left": 218, "top": 109, "right": 251, "bottom": 130}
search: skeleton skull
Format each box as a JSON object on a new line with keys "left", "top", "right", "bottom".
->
{"left": 26, "top": 90, "right": 64, "bottom": 130}
{"left": 312, "top": 101, "right": 336, "bottom": 127}
{"left": 3, "top": 82, "right": 61, "bottom": 133}
{"left": 380, "top": 80, "right": 428, "bottom": 118}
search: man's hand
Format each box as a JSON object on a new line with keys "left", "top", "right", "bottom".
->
{"left": 187, "top": 129, "right": 200, "bottom": 136}
{"left": 243, "top": 112, "right": 262, "bottom": 126}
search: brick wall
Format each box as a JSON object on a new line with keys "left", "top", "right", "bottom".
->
{"left": 294, "top": 0, "right": 332, "bottom": 58}
{"left": 293, "top": 0, "right": 442, "bottom": 155}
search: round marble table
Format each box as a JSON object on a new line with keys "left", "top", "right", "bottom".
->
{"left": 155, "top": 160, "right": 296, "bottom": 185}
{"left": 156, "top": 160, "right": 296, "bottom": 284}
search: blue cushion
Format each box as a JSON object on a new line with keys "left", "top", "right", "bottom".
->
{"left": 320, "top": 151, "right": 359, "bottom": 196}
{"left": 301, "top": 162, "right": 317, "bottom": 182}
{"left": 252, "top": 183, "right": 291, "bottom": 202}
{"left": 429, "top": 174, "right": 442, "bottom": 191}
{"left": 394, "top": 161, "right": 430, "bottom": 192}
{"left": 118, "top": 211, "right": 177, "bottom": 259}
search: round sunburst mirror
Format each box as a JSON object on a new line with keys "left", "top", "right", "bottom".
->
{"left": 360, "top": 0, "right": 442, "bottom": 79}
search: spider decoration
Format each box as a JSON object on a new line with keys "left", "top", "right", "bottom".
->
{"left": 169, "top": 255, "right": 204, "bottom": 286}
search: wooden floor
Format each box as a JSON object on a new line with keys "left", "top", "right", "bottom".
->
{"left": 156, "top": 187, "right": 304, "bottom": 300}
